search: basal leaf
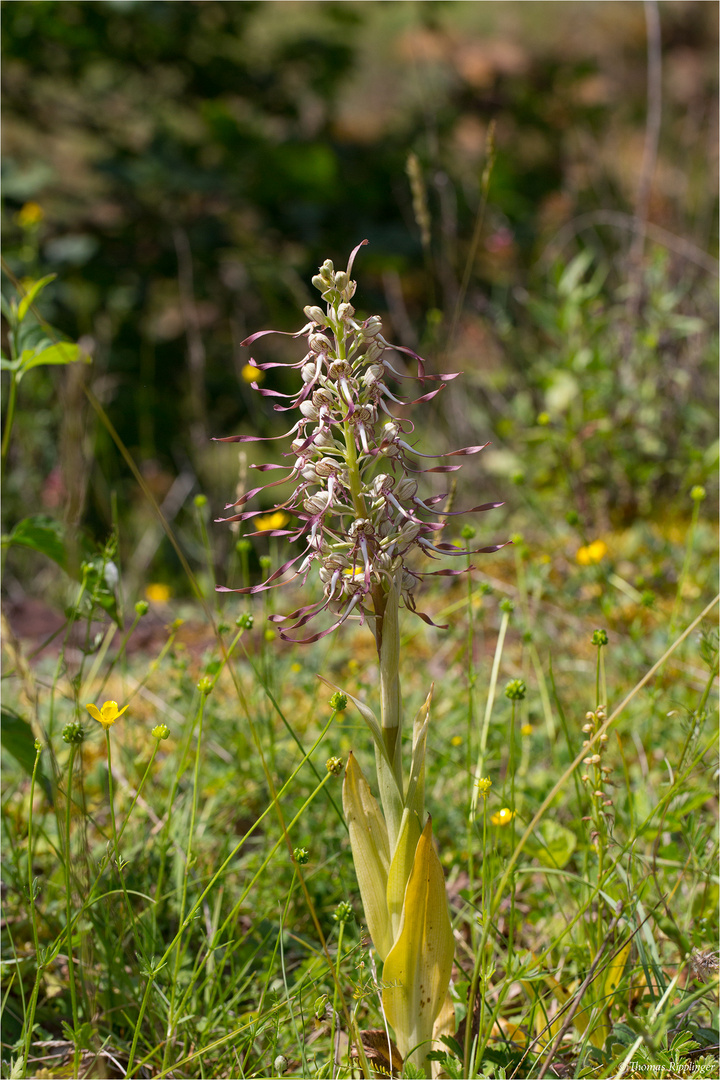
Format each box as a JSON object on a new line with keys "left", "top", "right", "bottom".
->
{"left": 382, "top": 818, "right": 454, "bottom": 1069}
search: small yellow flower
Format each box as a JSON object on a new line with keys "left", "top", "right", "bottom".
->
{"left": 576, "top": 540, "right": 608, "bottom": 566}
{"left": 241, "top": 363, "right": 264, "bottom": 384}
{"left": 291, "top": 662, "right": 302, "bottom": 673}
{"left": 146, "top": 583, "right": 172, "bottom": 603}
{"left": 491, "top": 807, "right": 515, "bottom": 826}
{"left": 17, "top": 201, "right": 44, "bottom": 228}
{"left": 451, "top": 735, "right": 463, "bottom": 747}
{"left": 476, "top": 777, "right": 492, "bottom": 798}
{"left": 520, "top": 723, "right": 533, "bottom": 737}
{"left": 255, "top": 510, "right": 290, "bottom": 531}
{"left": 86, "top": 700, "right": 128, "bottom": 730}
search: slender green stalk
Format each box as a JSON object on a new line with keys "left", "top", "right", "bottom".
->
{"left": 1, "top": 370, "right": 18, "bottom": 469}
{"left": 462, "top": 595, "right": 719, "bottom": 1078}
{"left": 114, "top": 741, "right": 160, "bottom": 853}
{"left": 194, "top": 497, "right": 218, "bottom": 609}
{"left": 330, "top": 918, "right": 346, "bottom": 1079}
{"left": 127, "top": 720, "right": 339, "bottom": 1080}
{"left": 151, "top": 772, "right": 336, "bottom": 1080}
{"left": 21, "top": 741, "right": 43, "bottom": 1079}
{"left": 105, "top": 730, "right": 119, "bottom": 861}
{"left": 94, "top": 610, "right": 142, "bottom": 697}
{"left": 470, "top": 604, "right": 511, "bottom": 821}
{"left": 162, "top": 691, "right": 206, "bottom": 1073}
{"left": 465, "top": 537, "right": 479, "bottom": 889}
{"left": 528, "top": 643, "right": 556, "bottom": 742}
{"left": 670, "top": 489, "right": 705, "bottom": 634}
{"left": 279, "top": 873, "right": 307, "bottom": 1075}
{"left": 63, "top": 744, "right": 81, "bottom": 1078}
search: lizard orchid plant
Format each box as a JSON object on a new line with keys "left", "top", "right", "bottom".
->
{"left": 217, "top": 241, "right": 504, "bottom": 1075}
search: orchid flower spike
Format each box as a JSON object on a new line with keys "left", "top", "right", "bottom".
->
{"left": 216, "top": 241, "right": 505, "bottom": 642}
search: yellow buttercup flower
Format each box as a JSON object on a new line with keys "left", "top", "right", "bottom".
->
{"left": 576, "top": 540, "right": 608, "bottom": 566}
{"left": 255, "top": 510, "right": 290, "bottom": 531}
{"left": 241, "top": 363, "right": 264, "bottom": 384}
{"left": 476, "top": 777, "right": 492, "bottom": 798}
{"left": 491, "top": 807, "right": 515, "bottom": 827}
{"left": 17, "top": 201, "right": 44, "bottom": 228}
{"left": 145, "top": 583, "right": 171, "bottom": 603}
{"left": 520, "top": 723, "right": 533, "bottom": 737}
{"left": 86, "top": 700, "right": 128, "bottom": 730}
{"left": 451, "top": 735, "right": 463, "bottom": 747}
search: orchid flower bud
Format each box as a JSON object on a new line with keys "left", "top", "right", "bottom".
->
{"left": 362, "top": 364, "right": 385, "bottom": 386}
{"left": 303, "top": 305, "right": 327, "bottom": 325}
{"left": 363, "top": 315, "right": 383, "bottom": 338}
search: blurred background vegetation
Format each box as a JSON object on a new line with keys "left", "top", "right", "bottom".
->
{"left": 2, "top": 0, "right": 718, "bottom": 605}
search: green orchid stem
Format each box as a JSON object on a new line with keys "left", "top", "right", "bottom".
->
{"left": 343, "top": 418, "right": 367, "bottom": 519}
{"left": 373, "top": 581, "right": 404, "bottom": 850}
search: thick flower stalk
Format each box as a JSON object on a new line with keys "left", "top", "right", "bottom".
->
{"left": 217, "top": 242, "right": 504, "bottom": 1075}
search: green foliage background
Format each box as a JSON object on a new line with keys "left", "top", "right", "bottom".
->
{"left": 3, "top": 0, "right": 717, "bottom": 591}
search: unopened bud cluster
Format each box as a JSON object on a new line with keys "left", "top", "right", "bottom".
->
{"left": 580, "top": 706, "right": 613, "bottom": 810}
{"left": 217, "top": 241, "right": 502, "bottom": 642}
{"left": 62, "top": 721, "right": 85, "bottom": 746}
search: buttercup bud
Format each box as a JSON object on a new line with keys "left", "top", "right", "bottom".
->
{"left": 62, "top": 722, "right": 85, "bottom": 745}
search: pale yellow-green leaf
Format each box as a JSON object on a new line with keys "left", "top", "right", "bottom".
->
{"left": 604, "top": 939, "right": 631, "bottom": 1001}
{"left": 431, "top": 991, "right": 456, "bottom": 1079}
{"left": 343, "top": 752, "right": 393, "bottom": 961}
{"left": 382, "top": 818, "right": 454, "bottom": 1068}
{"left": 405, "top": 686, "right": 432, "bottom": 819}
{"left": 386, "top": 807, "right": 421, "bottom": 940}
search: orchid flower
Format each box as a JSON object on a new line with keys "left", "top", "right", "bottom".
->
{"left": 216, "top": 244, "right": 505, "bottom": 1076}
{"left": 216, "top": 239, "right": 504, "bottom": 645}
